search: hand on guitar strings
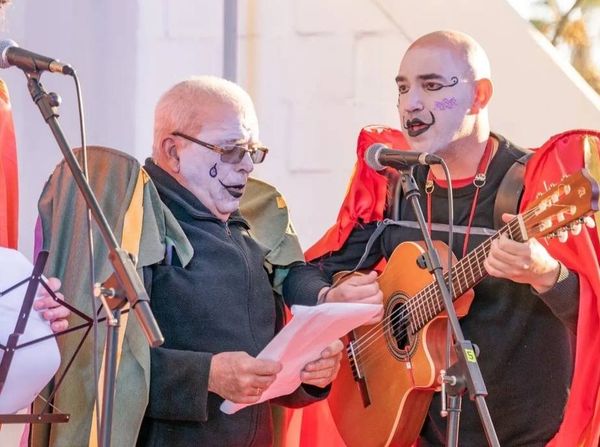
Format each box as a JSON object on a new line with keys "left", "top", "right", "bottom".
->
{"left": 318, "top": 271, "right": 384, "bottom": 324}
{"left": 483, "top": 213, "right": 561, "bottom": 294}
{"left": 33, "top": 277, "right": 71, "bottom": 333}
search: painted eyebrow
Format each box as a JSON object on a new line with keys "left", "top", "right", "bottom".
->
{"left": 418, "top": 73, "right": 446, "bottom": 81}
{"left": 395, "top": 73, "right": 447, "bottom": 83}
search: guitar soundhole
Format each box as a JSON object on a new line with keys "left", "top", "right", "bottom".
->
{"left": 385, "top": 293, "right": 417, "bottom": 361}
{"left": 391, "top": 302, "right": 411, "bottom": 351}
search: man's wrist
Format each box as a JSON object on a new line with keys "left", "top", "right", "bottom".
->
{"left": 532, "top": 260, "right": 562, "bottom": 294}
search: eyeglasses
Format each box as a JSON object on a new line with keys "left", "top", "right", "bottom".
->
{"left": 171, "top": 131, "right": 269, "bottom": 164}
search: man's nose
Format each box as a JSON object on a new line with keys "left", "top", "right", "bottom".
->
{"left": 237, "top": 151, "right": 254, "bottom": 173}
{"left": 399, "top": 90, "right": 424, "bottom": 114}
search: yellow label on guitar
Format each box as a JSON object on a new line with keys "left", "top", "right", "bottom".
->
{"left": 465, "top": 349, "right": 477, "bottom": 363}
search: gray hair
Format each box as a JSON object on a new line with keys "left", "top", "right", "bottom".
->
{"left": 152, "top": 75, "right": 257, "bottom": 158}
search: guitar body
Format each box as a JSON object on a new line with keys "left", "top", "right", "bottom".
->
{"left": 328, "top": 240, "right": 475, "bottom": 447}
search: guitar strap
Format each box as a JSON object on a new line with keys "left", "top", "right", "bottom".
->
{"left": 493, "top": 151, "right": 532, "bottom": 229}
{"left": 387, "top": 149, "right": 533, "bottom": 231}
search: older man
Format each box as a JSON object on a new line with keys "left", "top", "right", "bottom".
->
{"left": 313, "top": 30, "right": 580, "bottom": 446}
{"left": 136, "top": 76, "right": 380, "bottom": 446}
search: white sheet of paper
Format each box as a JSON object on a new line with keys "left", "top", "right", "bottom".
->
{"left": 0, "top": 247, "right": 61, "bottom": 414}
{"left": 220, "top": 302, "right": 381, "bottom": 414}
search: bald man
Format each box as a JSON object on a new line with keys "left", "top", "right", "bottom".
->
{"left": 315, "top": 31, "right": 579, "bottom": 446}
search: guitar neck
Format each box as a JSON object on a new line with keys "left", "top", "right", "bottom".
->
{"left": 410, "top": 216, "right": 527, "bottom": 332}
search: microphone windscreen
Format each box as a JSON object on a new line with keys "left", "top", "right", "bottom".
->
{"left": 364, "top": 143, "right": 388, "bottom": 171}
{"left": 0, "top": 39, "right": 17, "bottom": 69}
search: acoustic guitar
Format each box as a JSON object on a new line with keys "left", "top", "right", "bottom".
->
{"left": 328, "top": 170, "right": 599, "bottom": 447}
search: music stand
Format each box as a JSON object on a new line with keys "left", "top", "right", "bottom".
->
{"left": 0, "top": 250, "right": 96, "bottom": 424}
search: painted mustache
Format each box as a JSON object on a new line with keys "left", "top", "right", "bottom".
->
{"left": 403, "top": 112, "right": 436, "bottom": 137}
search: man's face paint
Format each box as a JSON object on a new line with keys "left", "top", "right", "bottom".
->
{"left": 176, "top": 104, "right": 257, "bottom": 220}
{"left": 396, "top": 46, "right": 475, "bottom": 155}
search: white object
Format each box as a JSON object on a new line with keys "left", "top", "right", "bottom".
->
{"left": 0, "top": 247, "right": 61, "bottom": 414}
{"left": 221, "top": 302, "right": 382, "bottom": 414}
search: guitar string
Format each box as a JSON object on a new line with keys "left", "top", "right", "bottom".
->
{"left": 346, "top": 215, "right": 524, "bottom": 360}
{"left": 348, "top": 201, "right": 578, "bottom": 366}
{"left": 346, "top": 207, "right": 540, "bottom": 362}
{"left": 346, "top": 219, "right": 526, "bottom": 369}
{"left": 346, "top": 220, "right": 519, "bottom": 365}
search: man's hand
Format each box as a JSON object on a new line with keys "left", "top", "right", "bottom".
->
{"left": 300, "top": 339, "right": 343, "bottom": 389}
{"left": 320, "top": 271, "right": 384, "bottom": 323}
{"left": 33, "top": 277, "right": 70, "bottom": 333}
{"left": 484, "top": 214, "right": 560, "bottom": 293}
{"left": 208, "top": 352, "right": 282, "bottom": 404}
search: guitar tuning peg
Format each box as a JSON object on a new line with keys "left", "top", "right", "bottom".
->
{"left": 570, "top": 222, "right": 582, "bottom": 236}
{"left": 557, "top": 229, "right": 569, "bottom": 243}
{"left": 584, "top": 216, "right": 597, "bottom": 229}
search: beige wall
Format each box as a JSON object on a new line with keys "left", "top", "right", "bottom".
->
{"left": 2, "top": 0, "right": 599, "bottom": 259}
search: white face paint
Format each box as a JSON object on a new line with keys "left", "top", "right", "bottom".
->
{"left": 176, "top": 104, "right": 258, "bottom": 221}
{"left": 396, "top": 45, "right": 476, "bottom": 156}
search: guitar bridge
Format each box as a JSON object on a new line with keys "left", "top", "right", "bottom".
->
{"left": 348, "top": 340, "right": 363, "bottom": 380}
{"left": 348, "top": 338, "right": 371, "bottom": 407}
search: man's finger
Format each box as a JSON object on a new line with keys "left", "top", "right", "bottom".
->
{"left": 345, "top": 270, "right": 378, "bottom": 286}
{"left": 251, "top": 359, "right": 283, "bottom": 376}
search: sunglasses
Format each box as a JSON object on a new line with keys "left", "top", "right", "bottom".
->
{"left": 171, "top": 131, "right": 269, "bottom": 164}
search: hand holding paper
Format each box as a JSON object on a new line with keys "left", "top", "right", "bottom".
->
{"left": 299, "top": 339, "right": 343, "bottom": 388}
{"left": 221, "top": 302, "right": 382, "bottom": 414}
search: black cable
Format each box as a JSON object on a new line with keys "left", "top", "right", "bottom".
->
{"left": 72, "top": 71, "right": 101, "bottom": 438}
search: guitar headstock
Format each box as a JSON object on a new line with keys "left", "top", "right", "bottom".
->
{"left": 519, "top": 169, "right": 599, "bottom": 241}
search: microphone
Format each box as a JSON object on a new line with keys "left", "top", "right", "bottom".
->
{"left": 365, "top": 143, "right": 442, "bottom": 171}
{"left": 0, "top": 39, "right": 74, "bottom": 75}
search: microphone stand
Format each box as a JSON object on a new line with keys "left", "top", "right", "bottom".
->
{"left": 24, "top": 71, "right": 164, "bottom": 447}
{"left": 398, "top": 166, "right": 499, "bottom": 447}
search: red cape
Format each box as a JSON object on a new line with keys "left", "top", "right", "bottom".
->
{"left": 0, "top": 79, "right": 18, "bottom": 249}
{"left": 522, "top": 130, "right": 600, "bottom": 447}
{"left": 305, "top": 125, "right": 408, "bottom": 261}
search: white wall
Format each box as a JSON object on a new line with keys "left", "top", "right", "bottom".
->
{"left": 3, "top": 0, "right": 599, "bottom": 260}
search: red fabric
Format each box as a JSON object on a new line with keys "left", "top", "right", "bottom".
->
{"left": 521, "top": 130, "right": 600, "bottom": 447}
{"left": 0, "top": 79, "right": 19, "bottom": 249}
{"left": 305, "top": 125, "right": 409, "bottom": 262}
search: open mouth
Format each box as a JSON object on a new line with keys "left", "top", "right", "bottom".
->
{"left": 403, "top": 112, "right": 435, "bottom": 137}
{"left": 219, "top": 181, "right": 246, "bottom": 198}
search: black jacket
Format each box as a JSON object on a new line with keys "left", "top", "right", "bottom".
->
{"left": 137, "top": 160, "right": 328, "bottom": 447}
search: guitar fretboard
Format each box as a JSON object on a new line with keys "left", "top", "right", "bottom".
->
{"left": 407, "top": 216, "right": 527, "bottom": 333}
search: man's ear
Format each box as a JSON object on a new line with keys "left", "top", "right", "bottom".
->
{"left": 470, "top": 78, "right": 493, "bottom": 113}
{"left": 160, "top": 136, "right": 181, "bottom": 173}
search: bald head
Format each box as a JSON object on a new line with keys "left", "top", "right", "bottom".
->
{"left": 395, "top": 30, "right": 493, "bottom": 158}
{"left": 407, "top": 30, "right": 491, "bottom": 82}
